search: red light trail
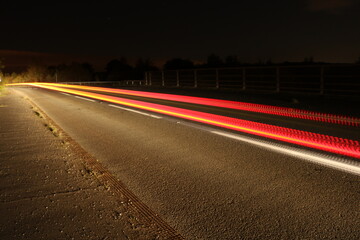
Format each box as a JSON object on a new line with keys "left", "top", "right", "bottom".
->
{"left": 9, "top": 83, "right": 360, "bottom": 159}
{"left": 37, "top": 83, "right": 359, "bottom": 127}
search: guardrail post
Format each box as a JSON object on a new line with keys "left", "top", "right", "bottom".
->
{"left": 276, "top": 67, "right": 280, "bottom": 92}
{"left": 161, "top": 71, "right": 165, "bottom": 87}
{"left": 215, "top": 69, "right": 219, "bottom": 89}
{"left": 194, "top": 70, "right": 198, "bottom": 88}
{"left": 144, "top": 72, "right": 148, "bottom": 85}
{"left": 242, "top": 68, "right": 246, "bottom": 90}
{"left": 149, "top": 72, "right": 152, "bottom": 86}
{"left": 320, "top": 66, "right": 324, "bottom": 95}
{"left": 176, "top": 70, "right": 180, "bottom": 87}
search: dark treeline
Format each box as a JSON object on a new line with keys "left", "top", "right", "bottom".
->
{"left": 2, "top": 58, "right": 158, "bottom": 83}
{"left": 105, "top": 58, "right": 158, "bottom": 81}
{"left": 2, "top": 54, "right": 360, "bottom": 84}
{"left": 162, "top": 54, "right": 328, "bottom": 70}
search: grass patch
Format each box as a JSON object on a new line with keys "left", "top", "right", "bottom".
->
{"left": 0, "top": 85, "right": 8, "bottom": 96}
{"left": 44, "top": 123, "right": 59, "bottom": 137}
{"left": 31, "top": 107, "right": 65, "bottom": 139}
{"left": 33, "top": 110, "right": 43, "bottom": 118}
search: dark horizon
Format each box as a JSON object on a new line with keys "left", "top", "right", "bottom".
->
{"left": 1, "top": 0, "right": 360, "bottom": 67}
{"left": 1, "top": 49, "right": 360, "bottom": 75}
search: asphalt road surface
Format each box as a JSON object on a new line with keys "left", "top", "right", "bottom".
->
{"left": 13, "top": 87, "right": 360, "bottom": 239}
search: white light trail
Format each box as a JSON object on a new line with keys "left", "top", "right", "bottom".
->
{"left": 212, "top": 130, "right": 360, "bottom": 176}
{"left": 108, "top": 104, "right": 162, "bottom": 119}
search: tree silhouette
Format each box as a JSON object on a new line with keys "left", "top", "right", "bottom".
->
{"left": 266, "top": 58, "right": 273, "bottom": 65}
{"left": 23, "top": 65, "right": 50, "bottom": 82}
{"left": 356, "top": 56, "right": 360, "bottom": 64}
{"left": 206, "top": 54, "right": 223, "bottom": 68}
{"left": 0, "top": 59, "right": 4, "bottom": 72}
{"left": 81, "top": 63, "right": 94, "bottom": 75}
{"left": 225, "top": 55, "right": 241, "bottom": 67}
{"left": 163, "top": 58, "right": 194, "bottom": 70}
{"left": 134, "top": 58, "right": 158, "bottom": 79}
{"left": 106, "top": 58, "right": 133, "bottom": 81}
{"left": 55, "top": 63, "right": 93, "bottom": 82}
{"left": 106, "top": 58, "right": 132, "bottom": 72}
{"left": 303, "top": 56, "right": 314, "bottom": 63}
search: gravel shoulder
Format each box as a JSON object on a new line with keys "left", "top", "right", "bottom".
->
{"left": 0, "top": 89, "right": 178, "bottom": 239}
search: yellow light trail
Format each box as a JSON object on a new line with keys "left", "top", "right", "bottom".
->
{"left": 8, "top": 82, "right": 360, "bottom": 159}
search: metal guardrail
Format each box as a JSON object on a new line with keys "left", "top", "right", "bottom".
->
{"left": 145, "top": 65, "right": 360, "bottom": 96}
{"left": 63, "top": 80, "right": 146, "bottom": 87}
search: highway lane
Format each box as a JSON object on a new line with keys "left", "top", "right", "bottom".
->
{"left": 27, "top": 84, "right": 360, "bottom": 140}
{"left": 13, "top": 87, "right": 360, "bottom": 239}
{"left": 18, "top": 83, "right": 359, "bottom": 159}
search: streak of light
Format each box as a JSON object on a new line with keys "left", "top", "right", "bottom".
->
{"left": 74, "top": 96, "right": 96, "bottom": 102}
{"left": 212, "top": 130, "right": 360, "bottom": 176}
{"left": 10, "top": 82, "right": 360, "bottom": 159}
{"left": 108, "top": 104, "right": 163, "bottom": 119}
{"left": 33, "top": 83, "right": 360, "bottom": 126}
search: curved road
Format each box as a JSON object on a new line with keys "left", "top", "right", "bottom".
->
{"left": 14, "top": 87, "right": 360, "bottom": 239}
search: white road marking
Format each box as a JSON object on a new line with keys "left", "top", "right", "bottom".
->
{"left": 106, "top": 99, "right": 359, "bottom": 176}
{"left": 74, "top": 96, "right": 96, "bottom": 102}
{"left": 61, "top": 93, "right": 71, "bottom": 96}
{"left": 108, "top": 104, "right": 162, "bottom": 119}
{"left": 211, "top": 130, "right": 360, "bottom": 176}
{"left": 149, "top": 114, "right": 163, "bottom": 119}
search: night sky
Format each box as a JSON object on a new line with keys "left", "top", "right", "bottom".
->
{"left": 1, "top": 0, "right": 360, "bottom": 67}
